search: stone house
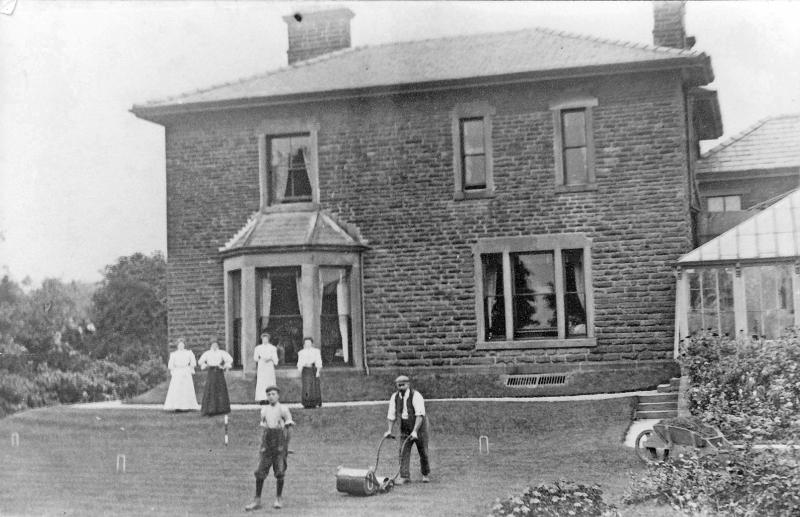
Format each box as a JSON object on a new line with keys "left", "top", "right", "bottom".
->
{"left": 132, "top": 2, "right": 722, "bottom": 395}
{"left": 696, "top": 114, "right": 800, "bottom": 244}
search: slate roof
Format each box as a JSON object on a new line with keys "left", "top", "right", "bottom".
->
{"left": 219, "top": 209, "right": 366, "bottom": 254}
{"left": 678, "top": 188, "right": 800, "bottom": 264}
{"left": 133, "top": 26, "right": 712, "bottom": 118}
{"left": 697, "top": 114, "right": 800, "bottom": 174}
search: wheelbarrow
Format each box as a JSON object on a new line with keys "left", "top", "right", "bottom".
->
{"left": 336, "top": 434, "right": 410, "bottom": 496}
{"left": 635, "top": 419, "right": 734, "bottom": 464}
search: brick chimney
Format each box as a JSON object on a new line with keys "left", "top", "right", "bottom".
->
{"left": 653, "top": 1, "right": 694, "bottom": 49}
{"left": 283, "top": 7, "right": 355, "bottom": 65}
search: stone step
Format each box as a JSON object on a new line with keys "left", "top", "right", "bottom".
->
{"left": 636, "top": 402, "right": 678, "bottom": 412}
{"left": 657, "top": 383, "right": 678, "bottom": 393}
{"left": 637, "top": 393, "right": 678, "bottom": 403}
{"left": 669, "top": 377, "right": 681, "bottom": 389}
{"left": 635, "top": 409, "right": 678, "bottom": 420}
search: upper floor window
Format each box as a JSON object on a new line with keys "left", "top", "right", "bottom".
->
{"left": 459, "top": 118, "right": 486, "bottom": 190}
{"left": 550, "top": 95, "right": 597, "bottom": 191}
{"left": 452, "top": 102, "right": 494, "bottom": 200}
{"left": 269, "top": 134, "right": 312, "bottom": 204}
{"left": 257, "top": 119, "right": 319, "bottom": 208}
{"left": 706, "top": 195, "right": 741, "bottom": 212}
{"left": 474, "top": 234, "right": 595, "bottom": 349}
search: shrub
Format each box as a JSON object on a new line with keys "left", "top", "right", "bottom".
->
{"left": 134, "top": 356, "right": 168, "bottom": 389}
{"left": 625, "top": 447, "right": 800, "bottom": 516}
{"left": 489, "top": 480, "right": 618, "bottom": 516}
{"left": 679, "top": 330, "right": 800, "bottom": 442}
{"left": 0, "top": 372, "right": 46, "bottom": 417}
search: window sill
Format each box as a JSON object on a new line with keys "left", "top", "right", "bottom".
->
{"left": 454, "top": 189, "right": 495, "bottom": 201}
{"left": 476, "top": 337, "right": 597, "bottom": 350}
{"left": 262, "top": 202, "right": 319, "bottom": 214}
{"left": 554, "top": 184, "right": 598, "bottom": 194}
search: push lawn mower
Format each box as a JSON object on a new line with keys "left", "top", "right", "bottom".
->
{"left": 335, "top": 434, "right": 412, "bottom": 496}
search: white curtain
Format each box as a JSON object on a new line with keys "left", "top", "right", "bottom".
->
{"left": 274, "top": 151, "right": 289, "bottom": 203}
{"left": 337, "top": 270, "right": 350, "bottom": 363}
{"left": 295, "top": 271, "right": 303, "bottom": 317}
{"left": 260, "top": 274, "right": 272, "bottom": 330}
{"left": 573, "top": 257, "right": 585, "bottom": 310}
{"left": 483, "top": 262, "right": 499, "bottom": 329}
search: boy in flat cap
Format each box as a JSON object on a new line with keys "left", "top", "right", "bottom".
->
{"left": 384, "top": 374, "right": 431, "bottom": 484}
{"left": 245, "top": 385, "right": 293, "bottom": 511}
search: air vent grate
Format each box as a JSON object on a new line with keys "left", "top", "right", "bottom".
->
{"left": 505, "top": 373, "right": 568, "bottom": 388}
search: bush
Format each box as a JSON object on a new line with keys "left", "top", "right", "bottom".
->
{"left": 679, "top": 330, "right": 800, "bottom": 442}
{"left": 489, "top": 480, "right": 618, "bottom": 516}
{"left": 0, "top": 372, "right": 46, "bottom": 417}
{"left": 134, "top": 356, "right": 168, "bottom": 389}
{"left": 625, "top": 447, "right": 800, "bottom": 516}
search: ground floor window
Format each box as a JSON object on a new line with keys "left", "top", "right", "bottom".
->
{"left": 250, "top": 266, "right": 353, "bottom": 367}
{"left": 229, "top": 270, "right": 242, "bottom": 368}
{"left": 475, "top": 235, "right": 593, "bottom": 346}
{"left": 744, "top": 265, "right": 794, "bottom": 339}
{"left": 258, "top": 268, "right": 303, "bottom": 365}
{"left": 687, "top": 267, "right": 735, "bottom": 337}
{"left": 680, "top": 264, "right": 797, "bottom": 342}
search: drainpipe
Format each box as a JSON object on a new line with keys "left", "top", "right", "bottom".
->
{"left": 360, "top": 252, "right": 369, "bottom": 376}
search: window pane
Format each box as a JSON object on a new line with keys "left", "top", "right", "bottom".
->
{"left": 724, "top": 195, "right": 741, "bottom": 211}
{"left": 707, "top": 197, "right": 724, "bottom": 212}
{"left": 464, "top": 155, "right": 486, "bottom": 189}
{"left": 688, "top": 271, "right": 701, "bottom": 310}
{"left": 482, "top": 254, "right": 505, "bottom": 341}
{"left": 561, "top": 110, "right": 586, "bottom": 147}
{"left": 512, "top": 252, "right": 557, "bottom": 338}
{"left": 564, "top": 148, "right": 588, "bottom": 185}
{"left": 288, "top": 169, "right": 312, "bottom": 199}
{"left": 701, "top": 269, "right": 718, "bottom": 311}
{"left": 562, "top": 249, "right": 586, "bottom": 337}
{"left": 718, "top": 268, "right": 734, "bottom": 310}
{"left": 513, "top": 294, "right": 557, "bottom": 338}
{"left": 461, "top": 119, "right": 484, "bottom": 154}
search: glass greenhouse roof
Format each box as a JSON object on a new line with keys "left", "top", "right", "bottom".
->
{"left": 679, "top": 188, "right": 800, "bottom": 264}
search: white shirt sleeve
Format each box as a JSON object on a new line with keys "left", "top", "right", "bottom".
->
{"left": 387, "top": 393, "right": 397, "bottom": 421}
{"left": 411, "top": 391, "right": 426, "bottom": 417}
{"left": 198, "top": 351, "right": 208, "bottom": 369}
{"left": 168, "top": 352, "right": 176, "bottom": 370}
{"left": 221, "top": 350, "right": 234, "bottom": 369}
{"left": 189, "top": 351, "right": 197, "bottom": 368}
{"left": 314, "top": 348, "right": 322, "bottom": 369}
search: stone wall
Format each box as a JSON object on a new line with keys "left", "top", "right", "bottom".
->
{"left": 163, "top": 70, "right": 692, "bottom": 378}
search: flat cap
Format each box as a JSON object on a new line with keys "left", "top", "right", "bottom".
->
{"left": 394, "top": 375, "right": 410, "bottom": 383}
{"left": 265, "top": 385, "right": 280, "bottom": 394}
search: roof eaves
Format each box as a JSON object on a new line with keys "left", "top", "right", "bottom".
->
{"left": 131, "top": 56, "right": 710, "bottom": 123}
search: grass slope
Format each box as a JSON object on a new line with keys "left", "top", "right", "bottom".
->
{"left": 0, "top": 399, "right": 675, "bottom": 516}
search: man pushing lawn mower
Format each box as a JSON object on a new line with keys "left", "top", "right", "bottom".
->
{"left": 384, "top": 374, "right": 431, "bottom": 484}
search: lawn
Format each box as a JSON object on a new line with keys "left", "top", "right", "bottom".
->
{"left": 0, "top": 399, "right": 677, "bottom": 516}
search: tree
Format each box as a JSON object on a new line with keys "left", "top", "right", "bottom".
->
{"left": 89, "top": 252, "right": 167, "bottom": 364}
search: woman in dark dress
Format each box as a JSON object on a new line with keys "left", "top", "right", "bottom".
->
{"left": 296, "top": 337, "right": 322, "bottom": 408}
{"left": 198, "top": 340, "right": 233, "bottom": 416}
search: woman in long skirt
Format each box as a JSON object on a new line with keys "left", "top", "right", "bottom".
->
{"left": 253, "top": 331, "right": 279, "bottom": 404}
{"left": 163, "top": 338, "right": 200, "bottom": 411}
{"left": 198, "top": 339, "right": 233, "bottom": 416}
{"left": 296, "top": 336, "right": 322, "bottom": 408}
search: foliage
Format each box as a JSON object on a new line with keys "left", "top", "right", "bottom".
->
{"left": 0, "top": 267, "right": 169, "bottom": 418}
{"left": 625, "top": 447, "right": 800, "bottom": 516}
{"left": 678, "top": 330, "right": 800, "bottom": 442}
{"left": 489, "top": 480, "right": 618, "bottom": 517}
{"left": 89, "top": 252, "right": 167, "bottom": 364}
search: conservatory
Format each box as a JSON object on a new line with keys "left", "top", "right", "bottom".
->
{"left": 675, "top": 188, "right": 800, "bottom": 353}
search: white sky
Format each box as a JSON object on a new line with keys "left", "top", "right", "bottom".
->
{"left": 1, "top": 1, "right": 799, "bottom": 284}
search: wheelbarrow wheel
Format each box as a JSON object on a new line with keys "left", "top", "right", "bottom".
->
{"left": 635, "top": 429, "right": 669, "bottom": 464}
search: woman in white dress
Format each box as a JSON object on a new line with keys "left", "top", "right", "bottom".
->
{"left": 296, "top": 336, "right": 323, "bottom": 408}
{"left": 253, "top": 331, "right": 279, "bottom": 404}
{"left": 163, "top": 338, "right": 200, "bottom": 411}
{"left": 198, "top": 339, "right": 234, "bottom": 416}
